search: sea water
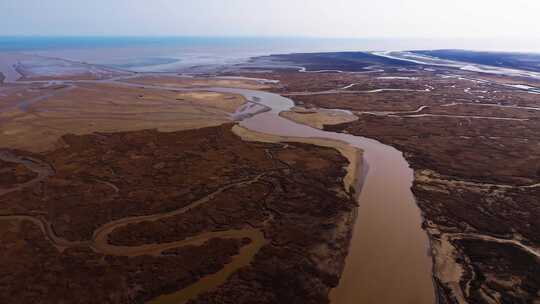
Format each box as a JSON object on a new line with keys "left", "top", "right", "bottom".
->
{"left": 0, "top": 36, "right": 452, "bottom": 73}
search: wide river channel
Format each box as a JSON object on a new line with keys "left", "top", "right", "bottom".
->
{"left": 216, "top": 87, "right": 436, "bottom": 304}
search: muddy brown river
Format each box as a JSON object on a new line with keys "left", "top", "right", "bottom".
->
{"left": 219, "top": 88, "right": 436, "bottom": 304}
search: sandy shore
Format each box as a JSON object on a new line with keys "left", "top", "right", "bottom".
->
{"left": 231, "top": 125, "right": 363, "bottom": 302}
{"left": 125, "top": 75, "right": 277, "bottom": 90}
{"left": 232, "top": 124, "right": 362, "bottom": 195}
{"left": 279, "top": 106, "right": 358, "bottom": 129}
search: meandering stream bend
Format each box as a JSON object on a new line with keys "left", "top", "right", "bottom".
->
{"left": 0, "top": 165, "right": 267, "bottom": 304}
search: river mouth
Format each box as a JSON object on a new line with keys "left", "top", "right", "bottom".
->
{"left": 221, "top": 87, "right": 436, "bottom": 304}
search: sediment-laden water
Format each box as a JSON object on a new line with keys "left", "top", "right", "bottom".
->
{"left": 221, "top": 88, "right": 436, "bottom": 304}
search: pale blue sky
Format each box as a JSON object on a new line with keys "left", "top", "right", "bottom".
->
{"left": 2, "top": 0, "right": 540, "bottom": 39}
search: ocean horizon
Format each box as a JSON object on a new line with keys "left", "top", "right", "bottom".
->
{"left": 1, "top": 36, "right": 540, "bottom": 73}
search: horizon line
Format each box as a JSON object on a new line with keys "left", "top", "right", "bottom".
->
{"left": 0, "top": 34, "right": 534, "bottom": 41}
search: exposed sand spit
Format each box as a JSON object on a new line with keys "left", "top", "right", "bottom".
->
{"left": 232, "top": 124, "right": 362, "bottom": 194}
{"left": 280, "top": 106, "right": 358, "bottom": 129}
{"left": 126, "top": 75, "right": 276, "bottom": 90}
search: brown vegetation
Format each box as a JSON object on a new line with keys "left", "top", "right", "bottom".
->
{"left": 245, "top": 59, "right": 540, "bottom": 303}
{"left": 0, "top": 124, "right": 355, "bottom": 303}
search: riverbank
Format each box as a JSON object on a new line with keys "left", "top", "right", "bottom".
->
{"left": 279, "top": 106, "right": 358, "bottom": 130}
{"left": 232, "top": 125, "right": 362, "bottom": 194}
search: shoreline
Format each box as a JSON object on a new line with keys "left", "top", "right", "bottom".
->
{"left": 232, "top": 125, "right": 363, "bottom": 195}
{"left": 279, "top": 106, "right": 359, "bottom": 130}
{"left": 232, "top": 124, "right": 363, "bottom": 294}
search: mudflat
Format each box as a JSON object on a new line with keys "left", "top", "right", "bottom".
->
{"left": 0, "top": 82, "right": 245, "bottom": 152}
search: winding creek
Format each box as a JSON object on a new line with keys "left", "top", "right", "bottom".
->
{"left": 0, "top": 164, "right": 267, "bottom": 304}
{"left": 0, "top": 150, "right": 55, "bottom": 196}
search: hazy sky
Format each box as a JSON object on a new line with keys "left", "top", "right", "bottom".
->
{"left": 2, "top": 0, "right": 540, "bottom": 39}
